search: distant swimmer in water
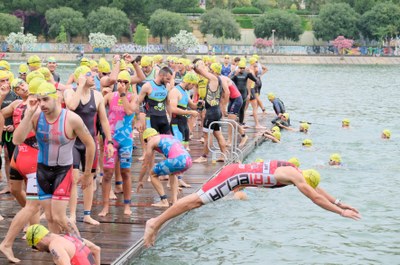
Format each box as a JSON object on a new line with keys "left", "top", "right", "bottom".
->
{"left": 342, "top": 118, "right": 350, "bottom": 128}
{"left": 143, "top": 160, "right": 361, "bottom": 247}
{"left": 381, "top": 129, "right": 391, "bottom": 139}
{"left": 272, "top": 113, "right": 295, "bottom": 131}
{"left": 261, "top": 129, "right": 280, "bottom": 143}
{"left": 299, "top": 122, "right": 310, "bottom": 133}
{"left": 302, "top": 139, "right": 313, "bottom": 147}
{"left": 329, "top": 153, "right": 342, "bottom": 166}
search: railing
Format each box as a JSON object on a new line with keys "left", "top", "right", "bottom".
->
{"left": 207, "top": 119, "right": 243, "bottom": 164}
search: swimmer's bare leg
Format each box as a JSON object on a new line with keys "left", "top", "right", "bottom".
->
{"left": 169, "top": 175, "right": 178, "bottom": 205}
{"left": 144, "top": 193, "right": 203, "bottom": 247}
{"left": 99, "top": 169, "right": 113, "bottom": 217}
{"left": 150, "top": 173, "right": 169, "bottom": 207}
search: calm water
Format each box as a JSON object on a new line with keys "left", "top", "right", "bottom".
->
{"left": 9, "top": 63, "right": 400, "bottom": 264}
{"left": 134, "top": 65, "right": 400, "bottom": 265}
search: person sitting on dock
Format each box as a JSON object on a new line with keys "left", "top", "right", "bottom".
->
{"left": 26, "top": 224, "right": 100, "bottom": 265}
{"left": 137, "top": 128, "right": 192, "bottom": 207}
{"left": 143, "top": 160, "right": 361, "bottom": 247}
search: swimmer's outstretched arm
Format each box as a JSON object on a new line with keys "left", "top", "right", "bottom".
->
{"left": 316, "top": 187, "right": 359, "bottom": 213}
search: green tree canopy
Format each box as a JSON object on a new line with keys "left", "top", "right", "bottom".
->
{"left": 149, "top": 9, "right": 191, "bottom": 43}
{"left": 45, "top": 7, "right": 85, "bottom": 41}
{"left": 0, "top": 13, "right": 23, "bottom": 36}
{"left": 200, "top": 8, "right": 241, "bottom": 40}
{"left": 313, "top": 3, "right": 359, "bottom": 40}
{"left": 358, "top": 2, "right": 400, "bottom": 40}
{"left": 133, "top": 23, "right": 149, "bottom": 46}
{"left": 253, "top": 10, "right": 303, "bottom": 41}
{"left": 86, "top": 7, "right": 130, "bottom": 39}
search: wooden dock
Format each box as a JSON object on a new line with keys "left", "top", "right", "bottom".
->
{"left": 0, "top": 117, "right": 266, "bottom": 265}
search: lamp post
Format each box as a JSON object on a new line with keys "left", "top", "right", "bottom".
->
{"left": 146, "top": 28, "right": 149, "bottom": 53}
{"left": 272, "top": 29, "right": 276, "bottom": 54}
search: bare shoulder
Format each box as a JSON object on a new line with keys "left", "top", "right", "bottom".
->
{"left": 274, "top": 166, "right": 302, "bottom": 185}
{"left": 66, "top": 110, "right": 83, "bottom": 126}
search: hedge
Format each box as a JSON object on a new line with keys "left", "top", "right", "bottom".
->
{"left": 235, "top": 16, "right": 253, "bottom": 29}
{"left": 232, "top": 6, "right": 262, "bottom": 14}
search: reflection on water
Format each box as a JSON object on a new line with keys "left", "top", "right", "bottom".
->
{"left": 134, "top": 65, "right": 400, "bottom": 264}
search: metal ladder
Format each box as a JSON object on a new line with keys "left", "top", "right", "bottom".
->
{"left": 207, "top": 118, "right": 243, "bottom": 163}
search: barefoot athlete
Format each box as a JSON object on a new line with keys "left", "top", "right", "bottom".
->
{"left": 137, "top": 128, "right": 192, "bottom": 207}
{"left": 143, "top": 160, "right": 361, "bottom": 247}
{"left": 13, "top": 82, "right": 95, "bottom": 236}
{"left": 64, "top": 66, "right": 114, "bottom": 225}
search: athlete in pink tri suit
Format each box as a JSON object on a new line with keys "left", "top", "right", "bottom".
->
{"left": 137, "top": 128, "right": 192, "bottom": 208}
{"left": 100, "top": 70, "right": 137, "bottom": 217}
{"left": 143, "top": 160, "right": 362, "bottom": 247}
{"left": 13, "top": 82, "right": 95, "bottom": 237}
{"left": 26, "top": 224, "right": 100, "bottom": 265}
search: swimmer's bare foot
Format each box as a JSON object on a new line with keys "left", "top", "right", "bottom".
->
{"left": 109, "top": 189, "right": 117, "bottom": 200}
{"left": 216, "top": 157, "right": 225, "bottom": 163}
{"left": 83, "top": 216, "right": 100, "bottom": 225}
{"left": 98, "top": 207, "right": 109, "bottom": 217}
{"left": 138, "top": 156, "right": 145, "bottom": 161}
{"left": 239, "top": 135, "right": 248, "bottom": 147}
{"left": 124, "top": 205, "right": 132, "bottom": 215}
{"left": 0, "top": 187, "right": 10, "bottom": 195}
{"left": 198, "top": 137, "right": 204, "bottom": 143}
{"left": 114, "top": 185, "right": 123, "bottom": 194}
{"left": 147, "top": 175, "right": 151, "bottom": 182}
{"left": 0, "top": 243, "right": 21, "bottom": 263}
{"left": 193, "top": 156, "right": 207, "bottom": 163}
{"left": 144, "top": 218, "right": 158, "bottom": 248}
{"left": 255, "top": 125, "right": 266, "bottom": 129}
{"left": 178, "top": 179, "right": 191, "bottom": 188}
{"left": 0, "top": 215, "right": 3, "bottom": 221}
{"left": 151, "top": 200, "right": 169, "bottom": 208}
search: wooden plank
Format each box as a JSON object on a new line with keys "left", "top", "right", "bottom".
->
{"left": 0, "top": 113, "right": 266, "bottom": 265}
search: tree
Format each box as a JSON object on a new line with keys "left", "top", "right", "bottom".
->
{"left": 253, "top": 10, "right": 303, "bottom": 41}
{"left": 89, "top": 32, "right": 117, "bottom": 55}
{"left": 353, "top": 0, "right": 377, "bottom": 14}
{"left": 0, "top": 13, "right": 23, "bottom": 37}
{"left": 358, "top": 2, "right": 400, "bottom": 41}
{"left": 6, "top": 31, "right": 37, "bottom": 55}
{"left": 149, "top": 9, "right": 191, "bottom": 44}
{"left": 86, "top": 7, "right": 131, "bottom": 39}
{"left": 313, "top": 3, "right": 359, "bottom": 41}
{"left": 200, "top": 8, "right": 241, "bottom": 41}
{"left": 55, "top": 25, "right": 67, "bottom": 43}
{"left": 170, "top": 30, "right": 199, "bottom": 55}
{"left": 133, "top": 23, "right": 148, "bottom": 46}
{"left": 45, "top": 7, "right": 85, "bottom": 42}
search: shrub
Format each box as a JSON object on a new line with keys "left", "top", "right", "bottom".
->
{"left": 181, "top": 7, "right": 205, "bottom": 14}
{"left": 232, "top": 6, "right": 262, "bottom": 14}
{"left": 236, "top": 16, "right": 254, "bottom": 28}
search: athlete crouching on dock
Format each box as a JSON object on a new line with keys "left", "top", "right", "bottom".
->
{"left": 144, "top": 160, "right": 361, "bottom": 247}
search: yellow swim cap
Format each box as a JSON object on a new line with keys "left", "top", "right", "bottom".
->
{"left": 271, "top": 126, "right": 280, "bottom": 132}
{"left": 141, "top": 56, "right": 153, "bottom": 67}
{"left": 0, "top": 70, "right": 9, "bottom": 80}
{"left": 238, "top": 61, "right": 246, "bottom": 68}
{"left": 11, "top": 78, "right": 25, "bottom": 92}
{"left": 249, "top": 57, "right": 257, "bottom": 65}
{"left": 27, "top": 55, "right": 42, "bottom": 68}
{"left": 382, "top": 129, "right": 391, "bottom": 138}
{"left": 255, "top": 158, "right": 264, "bottom": 162}
{"left": 342, "top": 118, "right": 350, "bottom": 126}
{"left": 302, "top": 169, "right": 320, "bottom": 188}
{"left": 267, "top": 93, "right": 275, "bottom": 100}
{"left": 302, "top": 139, "right": 313, "bottom": 147}
{"left": 210, "top": 63, "right": 222, "bottom": 75}
{"left": 26, "top": 224, "right": 50, "bottom": 247}
{"left": 26, "top": 71, "right": 45, "bottom": 84}
{"left": 282, "top": 113, "right": 289, "bottom": 119}
{"left": 252, "top": 54, "right": 259, "bottom": 59}
{"left": 18, "top": 64, "right": 29, "bottom": 74}
{"left": 36, "top": 82, "right": 58, "bottom": 99}
{"left": 47, "top": 56, "right": 56, "bottom": 63}
{"left": 117, "top": 70, "right": 131, "bottom": 84}
{"left": 300, "top": 122, "right": 309, "bottom": 130}
{"left": 330, "top": 153, "right": 341, "bottom": 163}
{"left": 98, "top": 58, "right": 111, "bottom": 73}
{"left": 288, "top": 157, "right": 300, "bottom": 167}
{"left": 0, "top": 60, "right": 10, "bottom": 71}
{"left": 90, "top": 60, "right": 98, "bottom": 69}
{"left": 119, "top": 60, "right": 127, "bottom": 70}
{"left": 38, "top": 67, "right": 52, "bottom": 81}
{"left": 202, "top": 56, "right": 210, "bottom": 63}
{"left": 183, "top": 72, "right": 199, "bottom": 85}
{"left": 28, "top": 77, "right": 45, "bottom": 94}
{"left": 80, "top": 57, "right": 90, "bottom": 67}
{"left": 210, "top": 56, "right": 217, "bottom": 63}
{"left": 74, "top": 66, "right": 91, "bottom": 81}
{"left": 153, "top": 55, "right": 163, "bottom": 63}
{"left": 272, "top": 130, "right": 281, "bottom": 140}
{"left": 143, "top": 128, "right": 159, "bottom": 141}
